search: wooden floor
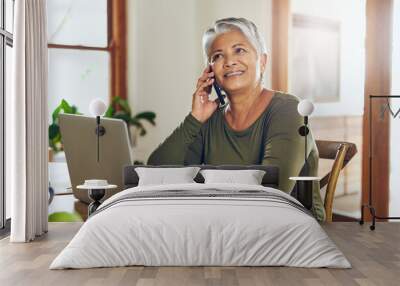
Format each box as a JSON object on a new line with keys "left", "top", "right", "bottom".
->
{"left": 0, "top": 222, "right": 399, "bottom": 286}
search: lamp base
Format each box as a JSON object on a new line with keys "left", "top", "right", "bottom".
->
{"left": 289, "top": 176, "right": 320, "bottom": 211}
{"left": 296, "top": 180, "right": 313, "bottom": 210}
{"left": 88, "top": 188, "right": 106, "bottom": 216}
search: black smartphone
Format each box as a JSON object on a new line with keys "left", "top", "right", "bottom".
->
{"left": 210, "top": 67, "right": 227, "bottom": 108}
{"left": 213, "top": 81, "right": 226, "bottom": 107}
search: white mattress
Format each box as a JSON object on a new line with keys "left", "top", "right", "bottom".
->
{"left": 50, "top": 183, "right": 351, "bottom": 269}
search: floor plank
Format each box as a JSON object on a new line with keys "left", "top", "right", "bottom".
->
{"left": 0, "top": 222, "right": 399, "bottom": 286}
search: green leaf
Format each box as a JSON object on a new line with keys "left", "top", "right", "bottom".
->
{"left": 49, "top": 140, "right": 56, "bottom": 151}
{"left": 49, "top": 123, "right": 60, "bottom": 140}
{"left": 133, "top": 111, "right": 156, "bottom": 125}
{"left": 52, "top": 99, "right": 80, "bottom": 124}
{"left": 112, "top": 96, "right": 131, "bottom": 115}
{"left": 118, "top": 100, "right": 131, "bottom": 114}
{"left": 61, "top": 99, "right": 73, "bottom": 113}
{"left": 52, "top": 105, "right": 62, "bottom": 123}
{"left": 49, "top": 99, "right": 82, "bottom": 153}
{"left": 50, "top": 133, "right": 62, "bottom": 152}
{"left": 113, "top": 112, "right": 131, "bottom": 124}
{"left": 111, "top": 96, "right": 121, "bottom": 104}
{"left": 71, "top": 105, "right": 79, "bottom": 114}
{"left": 129, "top": 118, "right": 143, "bottom": 128}
{"left": 104, "top": 105, "right": 115, "bottom": 117}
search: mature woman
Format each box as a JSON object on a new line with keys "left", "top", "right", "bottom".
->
{"left": 147, "top": 17, "right": 325, "bottom": 221}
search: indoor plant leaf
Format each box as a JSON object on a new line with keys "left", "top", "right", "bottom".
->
{"left": 104, "top": 105, "right": 115, "bottom": 118}
{"left": 52, "top": 105, "right": 62, "bottom": 123}
{"left": 60, "top": 99, "right": 73, "bottom": 114}
{"left": 49, "top": 123, "right": 60, "bottom": 140}
{"left": 133, "top": 111, "right": 156, "bottom": 126}
{"left": 112, "top": 96, "right": 131, "bottom": 115}
{"left": 113, "top": 111, "right": 131, "bottom": 124}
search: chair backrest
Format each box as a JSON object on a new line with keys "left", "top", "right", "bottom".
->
{"left": 59, "top": 114, "right": 133, "bottom": 204}
{"left": 316, "top": 140, "right": 357, "bottom": 222}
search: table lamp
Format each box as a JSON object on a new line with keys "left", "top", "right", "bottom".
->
{"left": 89, "top": 99, "right": 107, "bottom": 162}
{"left": 297, "top": 99, "right": 315, "bottom": 176}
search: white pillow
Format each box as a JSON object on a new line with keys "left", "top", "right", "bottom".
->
{"left": 200, "top": 169, "right": 266, "bottom": 185}
{"left": 135, "top": 167, "right": 201, "bottom": 186}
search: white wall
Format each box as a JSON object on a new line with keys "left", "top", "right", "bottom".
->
{"left": 128, "top": 0, "right": 273, "bottom": 163}
{"left": 290, "top": 0, "right": 366, "bottom": 117}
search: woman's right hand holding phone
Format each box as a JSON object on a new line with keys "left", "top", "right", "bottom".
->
{"left": 191, "top": 66, "right": 219, "bottom": 123}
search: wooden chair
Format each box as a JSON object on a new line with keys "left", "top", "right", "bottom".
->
{"left": 316, "top": 140, "right": 357, "bottom": 222}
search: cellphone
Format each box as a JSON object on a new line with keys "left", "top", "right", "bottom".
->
{"left": 209, "top": 66, "right": 227, "bottom": 108}
{"left": 213, "top": 81, "right": 226, "bottom": 108}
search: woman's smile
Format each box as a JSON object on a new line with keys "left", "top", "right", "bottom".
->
{"left": 224, "top": 70, "right": 245, "bottom": 78}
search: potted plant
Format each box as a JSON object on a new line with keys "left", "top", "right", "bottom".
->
{"left": 49, "top": 97, "right": 156, "bottom": 153}
{"left": 104, "top": 96, "right": 156, "bottom": 147}
{"left": 48, "top": 99, "right": 81, "bottom": 159}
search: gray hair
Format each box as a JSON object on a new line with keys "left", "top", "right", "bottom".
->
{"left": 202, "top": 17, "right": 267, "bottom": 64}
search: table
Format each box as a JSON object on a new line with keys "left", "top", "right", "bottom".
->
{"left": 77, "top": 184, "right": 117, "bottom": 216}
{"left": 289, "top": 176, "right": 321, "bottom": 210}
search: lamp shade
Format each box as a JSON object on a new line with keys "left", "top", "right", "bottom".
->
{"left": 89, "top": 99, "right": 107, "bottom": 117}
{"left": 297, "top": 99, "right": 315, "bottom": 116}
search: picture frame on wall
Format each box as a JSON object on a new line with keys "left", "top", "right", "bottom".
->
{"left": 290, "top": 14, "right": 341, "bottom": 103}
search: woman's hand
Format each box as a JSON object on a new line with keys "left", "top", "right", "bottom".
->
{"left": 191, "top": 66, "right": 220, "bottom": 123}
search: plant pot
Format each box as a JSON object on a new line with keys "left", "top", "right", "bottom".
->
{"left": 48, "top": 147, "right": 53, "bottom": 162}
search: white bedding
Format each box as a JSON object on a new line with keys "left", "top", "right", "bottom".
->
{"left": 50, "top": 183, "right": 351, "bottom": 269}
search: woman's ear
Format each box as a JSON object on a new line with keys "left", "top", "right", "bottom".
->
{"left": 260, "top": 53, "right": 267, "bottom": 74}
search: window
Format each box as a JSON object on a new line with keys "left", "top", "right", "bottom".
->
{"left": 288, "top": 0, "right": 366, "bottom": 219}
{"left": 47, "top": 0, "right": 127, "bottom": 117}
{"left": 1, "top": 0, "right": 14, "bottom": 232}
{"left": 46, "top": 0, "right": 127, "bottom": 222}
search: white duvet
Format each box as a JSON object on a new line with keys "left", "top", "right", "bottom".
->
{"left": 50, "top": 183, "right": 351, "bottom": 269}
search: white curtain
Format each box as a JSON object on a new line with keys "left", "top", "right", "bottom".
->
{"left": 8, "top": 0, "right": 48, "bottom": 242}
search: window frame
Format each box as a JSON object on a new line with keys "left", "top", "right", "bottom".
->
{"left": 47, "top": 0, "right": 127, "bottom": 101}
{"left": 1, "top": 0, "right": 14, "bottom": 233}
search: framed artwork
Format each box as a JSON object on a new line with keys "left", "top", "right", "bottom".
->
{"left": 291, "top": 14, "right": 341, "bottom": 103}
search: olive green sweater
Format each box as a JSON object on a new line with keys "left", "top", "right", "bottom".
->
{"left": 147, "top": 92, "right": 325, "bottom": 221}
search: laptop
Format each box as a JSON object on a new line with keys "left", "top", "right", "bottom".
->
{"left": 59, "top": 114, "right": 133, "bottom": 203}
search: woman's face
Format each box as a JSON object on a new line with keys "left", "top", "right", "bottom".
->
{"left": 208, "top": 29, "right": 266, "bottom": 94}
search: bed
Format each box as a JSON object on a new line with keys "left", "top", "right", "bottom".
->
{"left": 50, "top": 165, "right": 350, "bottom": 269}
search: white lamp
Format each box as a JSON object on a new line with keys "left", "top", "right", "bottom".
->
{"left": 89, "top": 98, "right": 107, "bottom": 117}
{"left": 297, "top": 99, "right": 315, "bottom": 176}
{"left": 89, "top": 99, "right": 107, "bottom": 162}
{"left": 297, "top": 99, "right": 314, "bottom": 117}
